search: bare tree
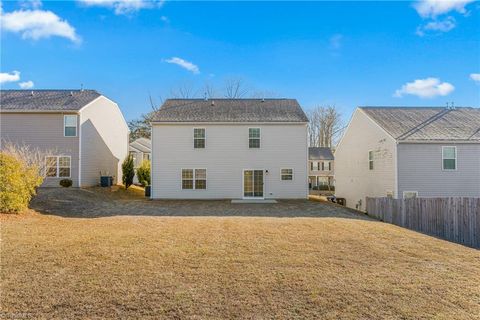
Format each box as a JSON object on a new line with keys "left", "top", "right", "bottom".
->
{"left": 170, "top": 81, "right": 197, "bottom": 98}
{"left": 223, "top": 77, "right": 249, "bottom": 98}
{"left": 1, "top": 140, "right": 56, "bottom": 181}
{"left": 202, "top": 82, "right": 217, "bottom": 99}
{"left": 307, "top": 105, "right": 344, "bottom": 148}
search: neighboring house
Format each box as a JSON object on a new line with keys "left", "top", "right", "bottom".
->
{"left": 335, "top": 106, "right": 480, "bottom": 210}
{"left": 129, "top": 138, "right": 151, "bottom": 167}
{"left": 308, "top": 147, "right": 334, "bottom": 190}
{"left": 150, "top": 98, "right": 309, "bottom": 199}
{"left": 0, "top": 90, "right": 129, "bottom": 187}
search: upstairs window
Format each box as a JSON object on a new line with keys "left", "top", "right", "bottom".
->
{"left": 64, "top": 115, "right": 77, "bottom": 137}
{"left": 249, "top": 128, "right": 260, "bottom": 148}
{"left": 442, "top": 146, "right": 456, "bottom": 170}
{"left": 194, "top": 128, "right": 205, "bottom": 149}
{"left": 281, "top": 169, "right": 293, "bottom": 180}
{"left": 368, "top": 151, "right": 374, "bottom": 170}
{"left": 321, "top": 161, "right": 331, "bottom": 171}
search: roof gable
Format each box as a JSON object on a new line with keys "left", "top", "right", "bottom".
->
{"left": 152, "top": 99, "right": 308, "bottom": 123}
{"left": 360, "top": 107, "right": 480, "bottom": 141}
{"left": 0, "top": 90, "right": 101, "bottom": 111}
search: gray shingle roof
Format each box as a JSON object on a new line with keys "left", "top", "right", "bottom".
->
{"left": 152, "top": 99, "right": 308, "bottom": 123}
{"left": 0, "top": 90, "right": 101, "bottom": 111}
{"left": 309, "top": 147, "right": 334, "bottom": 160}
{"left": 360, "top": 107, "right": 480, "bottom": 141}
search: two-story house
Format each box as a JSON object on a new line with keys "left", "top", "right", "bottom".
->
{"left": 335, "top": 107, "right": 480, "bottom": 210}
{"left": 308, "top": 147, "right": 334, "bottom": 191}
{"left": 150, "top": 98, "right": 309, "bottom": 199}
{"left": 0, "top": 90, "right": 129, "bottom": 187}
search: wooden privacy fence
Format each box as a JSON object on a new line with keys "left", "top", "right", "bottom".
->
{"left": 366, "top": 197, "right": 480, "bottom": 248}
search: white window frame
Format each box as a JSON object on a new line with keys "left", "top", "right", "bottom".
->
{"left": 64, "top": 115, "right": 78, "bottom": 137}
{"left": 280, "top": 168, "right": 294, "bottom": 181}
{"left": 248, "top": 128, "right": 261, "bottom": 149}
{"left": 442, "top": 146, "right": 457, "bottom": 171}
{"left": 368, "top": 150, "right": 374, "bottom": 170}
{"left": 193, "top": 128, "right": 206, "bottom": 149}
{"left": 181, "top": 168, "right": 207, "bottom": 190}
{"left": 403, "top": 191, "right": 418, "bottom": 199}
{"left": 44, "top": 155, "right": 71, "bottom": 178}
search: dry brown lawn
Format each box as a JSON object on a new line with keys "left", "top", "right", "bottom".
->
{"left": 1, "top": 209, "right": 480, "bottom": 319}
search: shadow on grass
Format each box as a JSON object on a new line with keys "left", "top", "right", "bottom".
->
{"left": 29, "top": 187, "right": 372, "bottom": 220}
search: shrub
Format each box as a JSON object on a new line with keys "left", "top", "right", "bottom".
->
{"left": 59, "top": 179, "right": 73, "bottom": 188}
{"left": 0, "top": 153, "right": 42, "bottom": 213}
{"left": 136, "top": 160, "right": 151, "bottom": 187}
{"left": 122, "top": 154, "right": 135, "bottom": 189}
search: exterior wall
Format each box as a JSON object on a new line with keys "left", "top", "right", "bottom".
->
{"left": 0, "top": 112, "right": 80, "bottom": 187}
{"left": 151, "top": 123, "right": 308, "bottom": 199}
{"left": 80, "top": 96, "right": 129, "bottom": 187}
{"left": 335, "top": 109, "right": 397, "bottom": 210}
{"left": 397, "top": 143, "right": 480, "bottom": 197}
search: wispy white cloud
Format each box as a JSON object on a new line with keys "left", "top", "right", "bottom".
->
{"left": 470, "top": 73, "right": 480, "bottom": 82}
{"left": 0, "top": 6, "right": 80, "bottom": 43}
{"left": 416, "top": 16, "right": 456, "bottom": 36}
{"left": 19, "top": 80, "right": 35, "bottom": 89}
{"left": 160, "top": 15, "right": 169, "bottom": 23}
{"left": 329, "top": 34, "right": 343, "bottom": 50}
{"left": 0, "top": 71, "right": 21, "bottom": 84}
{"left": 164, "top": 57, "right": 200, "bottom": 74}
{"left": 394, "top": 77, "right": 455, "bottom": 99}
{"left": 413, "top": 0, "right": 475, "bottom": 18}
{"left": 77, "top": 0, "right": 164, "bottom": 15}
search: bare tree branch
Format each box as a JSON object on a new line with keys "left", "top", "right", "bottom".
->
{"left": 223, "top": 77, "right": 249, "bottom": 98}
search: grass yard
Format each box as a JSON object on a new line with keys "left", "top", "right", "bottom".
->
{"left": 1, "top": 208, "right": 479, "bottom": 319}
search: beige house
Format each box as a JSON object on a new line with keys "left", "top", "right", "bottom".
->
{"left": 335, "top": 107, "right": 480, "bottom": 210}
{"left": 308, "top": 147, "right": 334, "bottom": 190}
{"left": 150, "top": 98, "right": 309, "bottom": 199}
{"left": 0, "top": 90, "right": 129, "bottom": 187}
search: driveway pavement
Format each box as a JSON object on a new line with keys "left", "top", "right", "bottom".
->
{"left": 30, "top": 187, "right": 369, "bottom": 219}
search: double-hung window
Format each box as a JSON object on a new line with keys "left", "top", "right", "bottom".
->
{"left": 442, "top": 146, "right": 456, "bottom": 170}
{"left": 182, "top": 169, "right": 207, "bottom": 190}
{"left": 281, "top": 169, "right": 293, "bottom": 181}
{"left": 194, "top": 128, "right": 205, "bottom": 149}
{"left": 249, "top": 128, "right": 260, "bottom": 148}
{"left": 64, "top": 115, "right": 77, "bottom": 137}
{"left": 45, "top": 156, "right": 71, "bottom": 178}
{"left": 368, "top": 151, "right": 374, "bottom": 170}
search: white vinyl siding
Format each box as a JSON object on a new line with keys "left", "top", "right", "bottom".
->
{"left": 151, "top": 124, "right": 308, "bottom": 199}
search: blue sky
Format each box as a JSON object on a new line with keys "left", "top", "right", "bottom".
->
{"left": 1, "top": 0, "right": 479, "bottom": 121}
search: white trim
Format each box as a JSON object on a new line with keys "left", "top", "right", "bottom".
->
{"left": 242, "top": 169, "right": 265, "bottom": 199}
{"left": 0, "top": 110, "right": 80, "bottom": 114}
{"left": 248, "top": 127, "right": 261, "bottom": 149}
{"left": 181, "top": 168, "right": 207, "bottom": 190}
{"left": 280, "top": 168, "right": 294, "bottom": 181}
{"left": 78, "top": 112, "right": 82, "bottom": 187}
{"left": 193, "top": 127, "right": 206, "bottom": 149}
{"left": 44, "top": 155, "right": 72, "bottom": 178}
{"left": 441, "top": 146, "right": 457, "bottom": 171}
{"left": 399, "top": 140, "right": 479, "bottom": 144}
{"left": 403, "top": 191, "right": 418, "bottom": 199}
{"left": 63, "top": 114, "right": 78, "bottom": 137}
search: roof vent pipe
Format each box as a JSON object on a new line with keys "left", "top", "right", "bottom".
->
{"left": 211, "top": 100, "right": 215, "bottom": 106}
{"left": 30, "top": 91, "right": 34, "bottom": 96}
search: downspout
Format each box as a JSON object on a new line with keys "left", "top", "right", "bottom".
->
{"left": 78, "top": 111, "right": 82, "bottom": 187}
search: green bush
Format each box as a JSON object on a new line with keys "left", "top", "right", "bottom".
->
{"left": 122, "top": 154, "right": 135, "bottom": 189}
{"left": 136, "top": 160, "right": 151, "bottom": 187}
{"left": 0, "top": 153, "right": 42, "bottom": 213}
{"left": 59, "top": 179, "right": 73, "bottom": 188}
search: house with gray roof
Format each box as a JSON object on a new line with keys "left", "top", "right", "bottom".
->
{"left": 335, "top": 106, "right": 480, "bottom": 210}
{"left": 308, "top": 147, "right": 334, "bottom": 192}
{"left": 150, "top": 98, "right": 309, "bottom": 199}
{"left": 0, "top": 90, "right": 129, "bottom": 187}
